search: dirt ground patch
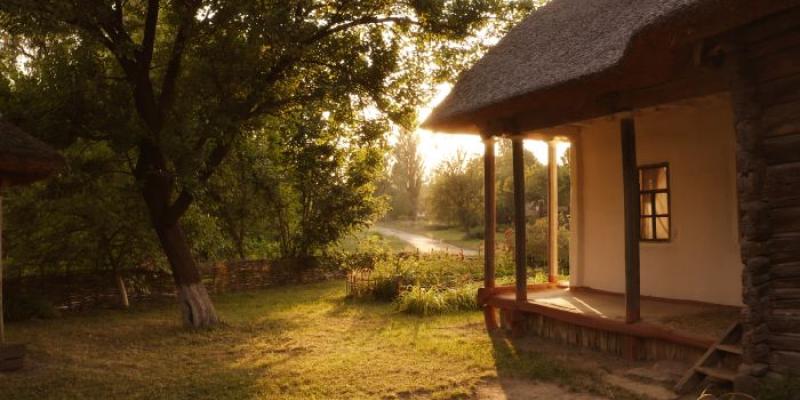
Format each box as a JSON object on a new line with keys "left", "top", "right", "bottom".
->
{"left": 476, "top": 379, "right": 607, "bottom": 399}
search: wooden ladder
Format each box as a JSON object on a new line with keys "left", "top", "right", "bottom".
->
{"left": 674, "top": 322, "right": 743, "bottom": 394}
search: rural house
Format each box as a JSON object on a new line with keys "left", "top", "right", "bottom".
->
{"left": 424, "top": 0, "right": 800, "bottom": 393}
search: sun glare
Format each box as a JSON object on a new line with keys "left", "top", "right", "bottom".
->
{"left": 415, "top": 84, "right": 569, "bottom": 177}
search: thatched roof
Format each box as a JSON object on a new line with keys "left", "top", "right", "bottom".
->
{"left": 424, "top": 0, "right": 800, "bottom": 133}
{"left": 0, "top": 121, "right": 63, "bottom": 186}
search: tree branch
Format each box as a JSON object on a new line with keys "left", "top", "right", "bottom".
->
{"left": 159, "top": 0, "right": 201, "bottom": 115}
{"left": 139, "top": 0, "right": 159, "bottom": 68}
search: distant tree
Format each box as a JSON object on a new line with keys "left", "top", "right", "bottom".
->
{"left": 495, "top": 140, "right": 547, "bottom": 224}
{"left": 0, "top": 0, "right": 536, "bottom": 327}
{"left": 388, "top": 131, "right": 424, "bottom": 220}
{"left": 428, "top": 151, "right": 483, "bottom": 232}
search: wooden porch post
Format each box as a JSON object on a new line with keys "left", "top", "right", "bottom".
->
{"left": 547, "top": 140, "right": 559, "bottom": 283}
{"left": 482, "top": 135, "right": 498, "bottom": 329}
{"left": 0, "top": 179, "right": 5, "bottom": 344}
{"left": 621, "top": 117, "right": 641, "bottom": 324}
{"left": 512, "top": 136, "right": 528, "bottom": 303}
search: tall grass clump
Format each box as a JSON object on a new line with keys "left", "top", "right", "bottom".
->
{"left": 396, "top": 285, "right": 478, "bottom": 316}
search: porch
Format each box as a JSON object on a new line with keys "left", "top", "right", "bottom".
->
{"left": 481, "top": 285, "right": 741, "bottom": 362}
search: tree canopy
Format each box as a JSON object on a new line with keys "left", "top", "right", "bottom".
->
{"left": 0, "top": 0, "right": 539, "bottom": 327}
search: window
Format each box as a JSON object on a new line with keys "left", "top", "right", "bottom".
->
{"left": 639, "top": 164, "right": 670, "bottom": 241}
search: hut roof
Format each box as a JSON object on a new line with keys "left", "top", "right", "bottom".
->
{"left": 423, "top": 0, "right": 799, "bottom": 133}
{"left": 0, "top": 121, "right": 63, "bottom": 186}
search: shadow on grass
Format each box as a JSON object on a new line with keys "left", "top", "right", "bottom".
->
{"left": 488, "top": 330, "right": 641, "bottom": 400}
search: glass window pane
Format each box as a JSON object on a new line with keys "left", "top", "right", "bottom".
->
{"left": 641, "top": 217, "right": 654, "bottom": 240}
{"left": 656, "top": 217, "right": 670, "bottom": 239}
{"left": 641, "top": 193, "right": 653, "bottom": 216}
{"left": 641, "top": 166, "right": 668, "bottom": 190}
{"left": 655, "top": 193, "right": 669, "bottom": 215}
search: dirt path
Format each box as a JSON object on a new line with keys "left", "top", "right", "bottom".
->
{"left": 372, "top": 226, "right": 479, "bottom": 256}
{"left": 476, "top": 379, "right": 607, "bottom": 399}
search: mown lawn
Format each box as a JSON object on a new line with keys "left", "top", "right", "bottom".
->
{"left": 0, "top": 281, "right": 638, "bottom": 400}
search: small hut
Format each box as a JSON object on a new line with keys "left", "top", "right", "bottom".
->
{"left": 424, "top": 0, "right": 800, "bottom": 394}
{"left": 0, "top": 120, "right": 63, "bottom": 371}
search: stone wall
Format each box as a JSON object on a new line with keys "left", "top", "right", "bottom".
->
{"left": 726, "top": 6, "right": 800, "bottom": 391}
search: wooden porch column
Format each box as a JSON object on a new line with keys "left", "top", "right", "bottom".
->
{"left": 512, "top": 136, "right": 527, "bottom": 303}
{"left": 547, "top": 140, "right": 559, "bottom": 283}
{"left": 482, "top": 135, "right": 498, "bottom": 329}
{"left": 620, "top": 117, "right": 641, "bottom": 324}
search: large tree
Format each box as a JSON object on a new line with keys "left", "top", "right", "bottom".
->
{"left": 0, "top": 0, "right": 537, "bottom": 327}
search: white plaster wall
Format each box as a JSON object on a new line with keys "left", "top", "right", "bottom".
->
{"left": 577, "top": 96, "right": 743, "bottom": 306}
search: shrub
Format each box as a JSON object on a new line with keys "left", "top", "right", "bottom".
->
{"left": 4, "top": 293, "right": 59, "bottom": 321}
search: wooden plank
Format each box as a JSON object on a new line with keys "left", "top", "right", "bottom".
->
{"left": 484, "top": 296, "right": 715, "bottom": 350}
{"left": 716, "top": 344, "right": 744, "bottom": 355}
{"left": 512, "top": 136, "right": 528, "bottom": 303}
{"left": 696, "top": 366, "right": 737, "bottom": 382}
{"left": 620, "top": 117, "right": 641, "bottom": 324}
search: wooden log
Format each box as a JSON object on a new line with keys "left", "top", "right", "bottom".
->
{"left": 762, "top": 101, "right": 800, "bottom": 132}
{"left": 768, "top": 233, "right": 800, "bottom": 264}
{"left": 765, "top": 163, "right": 800, "bottom": 208}
{"left": 753, "top": 44, "right": 800, "bottom": 83}
{"left": 620, "top": 117, "right": 641, "bottom": 324}
{"left": 772, "top": 262, "right": 800, "bottom": 279}
{"left": 757, "top": 74, "right": 800, "bottom": 109}
{"left": 768, "top": 334, "right": 800, "bottom": 352}
{"left": 763, "top": 133, "right": 800, "bottom": 165}
{"left": 483, "top": 136, "right": 497, "bottom": 290}
{"left": 547, "top": 140, "right": 559, "bottom": 283}
{"left": 512, "top": 136, "right": 528, "bottom": 303}
{"left": 768, "top": 350, "right": 800, "bottom": 372}
{"left": 771, "top": 206, "right": 800, "bottom": 234}
{"left": 483, "top": 135, "right": 498, "bottom": 330}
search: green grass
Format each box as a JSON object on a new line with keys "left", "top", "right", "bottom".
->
{"left": 0, "top": 281, "right": 637, "bottom": 400}
{"left": 377, "top": 220, "right": 483, "bottom": 251}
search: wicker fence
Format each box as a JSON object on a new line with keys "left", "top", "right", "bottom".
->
{"left": 4, "top": 259, "right": 343, "bottom": 313}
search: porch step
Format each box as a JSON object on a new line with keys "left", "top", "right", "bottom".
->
{"left": 716, "top": 344, "right": 743, "bottom": 355}
{"left": 674, "top": 322, "right": 743, "bottom": 394}
{"left": 695, "top": 366, "right": 737, "bottom": 382}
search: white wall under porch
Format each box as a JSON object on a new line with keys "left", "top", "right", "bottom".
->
{"left": 573, "top": 95, "right": 743, "bottom": 306}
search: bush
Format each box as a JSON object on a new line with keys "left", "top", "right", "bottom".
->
{"left": 397, "top": 285, "right": 478, "bottom": 316}
{"left": 4, "top": 293, "right": 59, "bottom": 321}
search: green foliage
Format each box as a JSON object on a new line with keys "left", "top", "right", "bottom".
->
{"left": 428, "top": 151, "right": 484, "bottom": 231}
{"left": 386, "top": 131, "right": 425, "bottom": 220}
{"left": 4, "top": 140, "right": 167, "bottom": 278}
{"left": 0, "top": 0, "right": 537, "bottom": 289}
{"left": 525, "top": 216, "right": 570, "bottom": 272}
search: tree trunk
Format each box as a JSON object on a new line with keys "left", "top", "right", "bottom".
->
{"left": 115, "top": 270, "right": 130, "bottom": 309}
{"left": 153, "top": 221, "right": 219, "bottom": 328}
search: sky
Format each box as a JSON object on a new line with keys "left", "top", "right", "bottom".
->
{"left": 414, "top": 84, "right": 569, "bottom": 177}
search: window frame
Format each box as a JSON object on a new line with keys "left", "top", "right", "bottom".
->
{"left": 638, "top": 162, "right": 671, "bottom": 242}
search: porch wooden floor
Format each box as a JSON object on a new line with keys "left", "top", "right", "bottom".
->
{"left": 492, "top": 288, "right": 740, "bottom": 343}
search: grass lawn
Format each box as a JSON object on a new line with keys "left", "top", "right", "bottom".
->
{"left": 377, "top": 220, "right": 484, "bottom": 251}
{"left": 0, "top": 281, "right": 640, "bottom": 400}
